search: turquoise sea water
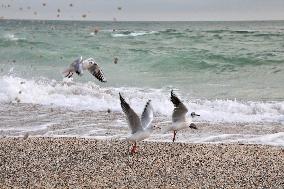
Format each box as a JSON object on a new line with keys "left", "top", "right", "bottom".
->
{"left": 0, "top": 20, "right": 283, "bottom": 124}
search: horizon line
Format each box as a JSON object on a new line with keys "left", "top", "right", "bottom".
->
{"left": 1, "top": 18, "right": 284, "bottom": 22}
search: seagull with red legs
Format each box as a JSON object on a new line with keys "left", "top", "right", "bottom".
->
{"left": 119, "top": 93, "right": 154, "bottom": 155}
{"left": 164, "top": 90, "right": 200, "bottom": 142}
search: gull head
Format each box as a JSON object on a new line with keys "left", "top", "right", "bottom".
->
{"left": 84, "top": 58, "right": 96, "bottom": 66}
{"left": 190, "top": 112, "right": 200, "bottom": 118}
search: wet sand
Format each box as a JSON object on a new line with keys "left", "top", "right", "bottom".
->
{"left": 1, "top": 103, "right": 284, "bottom": 144}
{"left": 0, "top": 137, "right": 283, "bottom": 188}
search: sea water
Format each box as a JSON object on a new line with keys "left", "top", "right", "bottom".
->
{"left": 0, "top": 20, "right": 283, "bottom": 145}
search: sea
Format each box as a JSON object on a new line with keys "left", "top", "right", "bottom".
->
{"left": 0, "top": 20, "right": 283, "bottom": 145}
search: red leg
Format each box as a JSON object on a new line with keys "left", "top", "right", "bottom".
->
{"left": 130, "top": 142, "right": 137, "bottom": 154}
{"left": 172, "top": 130, "right": 177, "bottom": 142}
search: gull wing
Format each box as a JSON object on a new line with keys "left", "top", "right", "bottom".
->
{"left": 87, "top": 63, "right": 107, "bottom": 82}
{"left": 63, "top": 56, "right": 83, "bottom": 77}
{"left": 141, "top": 100, "right": 154, "bottom": 128}
{"left": 71, "top": 56, "right": 83, "bottom": 69}
{"left": 170, "top": 90, "right": 188, "bottom": 123}
{"left": 119, "top": 93, "right": 143, "bottom": 134}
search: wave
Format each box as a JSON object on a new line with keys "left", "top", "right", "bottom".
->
{"left": 110, "top": 29, "right": 185, "bottom": 38}
{"left": 111, "top": 31, "right": 157, "bottom": 37}
{"left": 202, "top": 30, "right": 284, "bottom": 38}
{"left": 0, "top": 33, "right": 48, "bottom": 48}
{"left": 0, "top": 76, "right": 283, "bottom": 124}
{"left": 204, "top": 29, "right": 256, "bottom": 34}
{"left": 3, "top": 33, "right": 26, "bottom": 41}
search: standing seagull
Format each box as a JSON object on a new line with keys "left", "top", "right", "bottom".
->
{"left": 119, "top": 93, "right": 154, "bottom": 154}
{"left": 63, "top": 56, "right": 107, "bottom": 82}
{"left": 165, "top": 90, "right": 200, "bottom": 142}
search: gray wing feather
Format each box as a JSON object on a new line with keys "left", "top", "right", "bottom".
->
{"left": 70, "top": 56, "right": 83, "bottom": 75}
{"left": 119, "top": 93, "right": 143, "bottom": 134}
{"left": 141, "top": 100, "right": 153, "bottom": 128}
{"left": 71, "top": 56, "right": 83, "bottom": 68}
{"left": 64, "top": 57, "right": 82, "bottom": 77}
{"left": 171, "top": 90, "right": 188, "bottom": 123}
{"left": 88, "top": 63, "right": 107, "bottom": 82}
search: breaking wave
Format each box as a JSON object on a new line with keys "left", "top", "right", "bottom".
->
{"left": 0, "top": 76, "right": 283, "bottom": 124}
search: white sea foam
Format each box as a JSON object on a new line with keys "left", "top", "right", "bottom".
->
{"left": 150, "top": 133, "right": 284, "bottom": 146}
{"left": 3, "top": 34, "right": 25, "bottom": 41}
{"left": 111, "top": 31, "right": 157, "bottom": 37}
{"left": 0, "top": 76, "right": 283, "bottom": 124}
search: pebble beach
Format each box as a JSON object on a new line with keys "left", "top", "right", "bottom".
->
{"left": 1, "top": 137, "right": 283, "bottom": 188}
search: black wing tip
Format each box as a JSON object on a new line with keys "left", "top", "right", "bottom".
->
{"left": 170, "top": 89, "right": 182, "bottom": 107}
{"left": 119, "top": 92, "right": 125, "bottom": 102}
{"left": 145, "top": 99, "right": 151, "bottom": 107}
{"left": 170, "top": 89, "right": 176, "bottom": 99}
{"left": 99, "top": 79, "right": 107, "bottom": 83}
{"left": 171, "top": 89, "right": 176, "bottom": 97}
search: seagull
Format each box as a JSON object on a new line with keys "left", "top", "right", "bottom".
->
{"left": 119, "top": 93, "right": 154, "bottom": 154}
{"left": 63, "top": 56, "right": 107, "bottom": 82}
{"left": 165, "top": 90, "right": 200, "bottom": 142}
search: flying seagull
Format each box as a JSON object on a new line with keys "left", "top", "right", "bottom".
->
{"left": 119, "top": 93, "right": 154, "bottom": 154}
{"left": 164, "top": 90, "right": 200, "bottom": 142}
{"left": 63, "top": 56, "right": 107, "bottom": 82}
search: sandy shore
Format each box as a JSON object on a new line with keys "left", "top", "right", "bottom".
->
{"left": 0, "top": 137, "right": 283, "bottom": 188}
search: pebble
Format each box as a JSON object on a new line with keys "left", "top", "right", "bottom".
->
{"left": 0, "top": 138, "right": 283, "bottom": 188}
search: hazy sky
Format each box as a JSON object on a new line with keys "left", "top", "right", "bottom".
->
{"left": 0, "top": 0, "right": 284, "bottom": 21}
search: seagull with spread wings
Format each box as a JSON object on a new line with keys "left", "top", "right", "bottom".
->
{"left": 165, "top": 90, "right": 200, "bottom": 142}
{"left": 63, "top": 56, "right": 107, "bottom": 82}
{"left": 119, "top": 93, "right": 154, "bottom": 154}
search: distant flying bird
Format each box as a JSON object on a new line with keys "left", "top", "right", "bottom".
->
{"left": 119, "top": 93, "right": 154, "bottom": 154}
{"left": 114, "top": 57, "right": 118, "bottom": 64}
{"left": 164, "top": 90, "right": 200, "bottom": 142}
{"left": 63, "top": 56, "right": 107, "bottom": 82}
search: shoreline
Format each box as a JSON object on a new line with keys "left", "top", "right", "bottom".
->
{"left": 1, "top": 137, "right": 283, "bottom": 188}
{"left": 1, "top": 103, "right": 284, "bottom": 146}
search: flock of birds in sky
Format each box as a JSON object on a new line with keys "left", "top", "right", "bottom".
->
{"left": 0, "top": 2, "right": 122, "bottom": 20}
{"left": 64, "top": 57, "right": 200, "bottom": 154}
